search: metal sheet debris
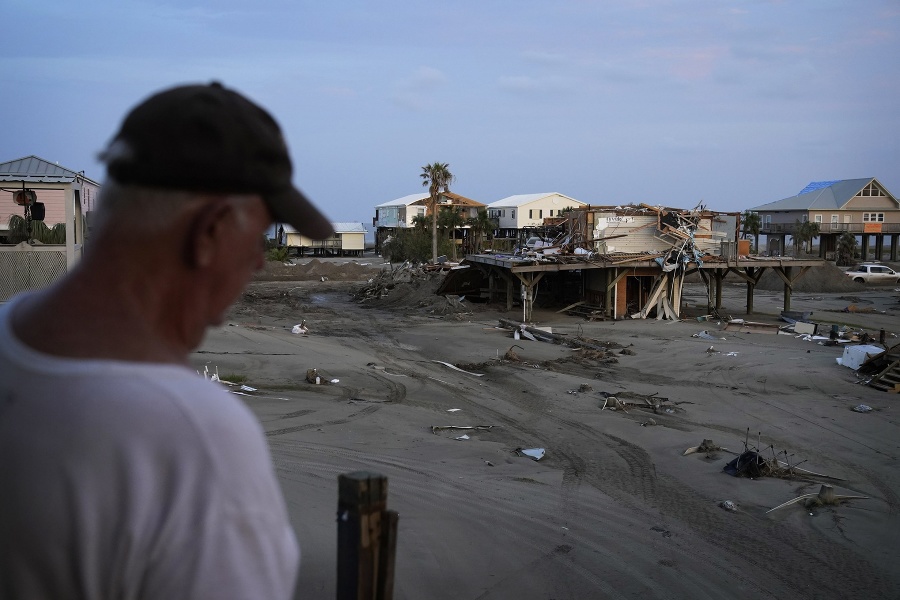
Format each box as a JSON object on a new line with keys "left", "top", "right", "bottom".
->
{"left": 431, "top": 425, "right": 499, "bottom": 434}
{"left": 432, "top": 361, "right": 485, "bottom": 377}
{"left": 766, "top": 484, "right": 869, "bottom": 514}
{"left": 836, "top": 345, "right": 884, "bottom": 370}
{"left": 515, "top": 447, "right": 545, "bottom": 461}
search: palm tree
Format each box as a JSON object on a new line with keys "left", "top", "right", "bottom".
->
{"left": 411, "top": 214, "right": 429, "bottom": 231}
{"left": 467, "top": 208, "right": 494, "bottom": 254}
{"left": 420, "top": 162, "right": 455, "bottom": 264}
{"left": 438, "top": 207, "right": 466, "bottom": 261}
{"left": 792, "top": 219, "right": 820, "bottom": 255}
{"left": 836, "top": 231, "right": 858, "bottom": 266}
{"left": 741, "top": 210, "right": 761, "bottom": 253}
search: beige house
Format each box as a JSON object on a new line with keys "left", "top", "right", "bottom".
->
{"left": 282, "top": 222, "right": 367, "bottom": 257}
{"left": 487, "top": 193, "right": 586, "bottom": 242}
{"left": 750, "top": 178, "right": 900, "bottom": 260}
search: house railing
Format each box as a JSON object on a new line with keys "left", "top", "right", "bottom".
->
{"left": 761, "top": 223, "right": 900, "bottom": 235}
{"left": 0, "top": 243, "right": 68, "bottom": 301}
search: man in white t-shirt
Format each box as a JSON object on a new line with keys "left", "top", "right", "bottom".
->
{"left": 0, "top": 82, "right": 333, "bottom": 599}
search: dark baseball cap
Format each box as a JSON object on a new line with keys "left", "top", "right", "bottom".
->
{"left": 99, "top": 82, "right": 333, "bottom": 239}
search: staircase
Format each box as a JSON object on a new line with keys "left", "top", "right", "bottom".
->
{"left": 868, "top": 344, "right": 900, "bottom": 393}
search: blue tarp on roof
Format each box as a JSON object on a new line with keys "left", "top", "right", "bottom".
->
{"left": 798, "top": 180, "right": 843, "bottom": 195}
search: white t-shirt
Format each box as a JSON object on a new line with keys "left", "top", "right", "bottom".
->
{"left": 0, "top": 295, "right": 299, "bottom": 599}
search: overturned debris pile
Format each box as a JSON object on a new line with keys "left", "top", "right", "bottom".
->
{"left": 352, "top": 262, "right": 473, "bottom": 315}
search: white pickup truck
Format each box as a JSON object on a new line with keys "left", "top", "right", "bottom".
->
{"left": 844, "top": 264, "right": 900, "bottom": 284}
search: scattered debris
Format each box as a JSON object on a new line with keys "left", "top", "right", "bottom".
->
{"left": 497, "top": 318, "right": 620, "bottom": 352}
{"left": 719, "top": 500, "right": 737, "bottom": 512}
{"left": 640, "top": 418, "right": 657, "bottom": 427}
{"left": 766, "top": 484, "right": 870, "bottom": 514}
{"left": 851, "top": 404, "right": 873, "bottom": 413}
{"left": 291, "top": 320, "right": 309, "bottom": 334}
{"left": 515, "top": 448, "right": 546, "bottom": 461}
{"left": 454, "top": 434, "right": 470, "bottom": 441}
{"left": 447, "top": 408, "right": 462, "bottom": 412}
{"left": 692, "top": 330, "right": 725, "bottom": 341}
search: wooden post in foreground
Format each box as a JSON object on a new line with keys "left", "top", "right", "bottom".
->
{"left": 337, "top": 471, "right": 399, "bottom": 600}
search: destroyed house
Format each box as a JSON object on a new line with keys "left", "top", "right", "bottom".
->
{"left": 464, "top": 204, "right": 823, "bottom": 321}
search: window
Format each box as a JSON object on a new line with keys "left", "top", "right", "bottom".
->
{"left": 859, "top": 183, "right": 884, "bottom": 197}
{"left": 802, "top": 214, "right": 808, "bottom": 222}
{"left": 831, "top": 215, "right": 838, "bottom": 224}
{"left": 549, "top": 210, "right": 554, "bottom": 217}
{"left": 814, "top": 215, "right": 822, "bottom": 223}
{"left": 764, "top": 215, "right": 771, "bottom": 226}
{"left": 528, "top": 209, "right": 533, "bottom": 219}
{"left": 863, "top": 213, "right": 885, "bottom": 222}
{"left": 539, "top": 210, "right": 543, "bottom": 218}
{"left": 511, "top": 210, "right": 515, "bottom": 219}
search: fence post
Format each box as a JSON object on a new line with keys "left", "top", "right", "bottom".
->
{"left": 337, "top": 471, "right": 398, "bottom": 600}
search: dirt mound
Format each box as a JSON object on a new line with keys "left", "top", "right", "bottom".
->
{"left": 255, "top": 258, "right": 378, "bottom": 282}
{"left": 755, "top": 261, "right": 866, "bottom": 293}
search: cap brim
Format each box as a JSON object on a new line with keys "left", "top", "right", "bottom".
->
{"left": 267, "top": 186, "right": 333, "bottom": 240}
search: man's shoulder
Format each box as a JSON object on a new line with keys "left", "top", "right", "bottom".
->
{"left": 119, "top": 368, "right": 263, "bottom": 438}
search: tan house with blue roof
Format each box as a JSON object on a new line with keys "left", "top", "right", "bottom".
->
{"left": 750, "top": 178, "right": 900, "bottom": 260}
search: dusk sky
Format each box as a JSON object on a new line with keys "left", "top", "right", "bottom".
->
{"left": 3, "top": 0, "right": 898, "bottom": 228}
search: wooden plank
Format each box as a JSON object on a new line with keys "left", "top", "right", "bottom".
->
{"left": 556, "top": 300, "right": 586, "bottom": 314}
{"left": 337, "top": 472, "right": 397, "bottom": 600}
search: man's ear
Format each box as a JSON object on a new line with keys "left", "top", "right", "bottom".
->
{"left": 184, "top": 200, "right": 234, "bottom": 269}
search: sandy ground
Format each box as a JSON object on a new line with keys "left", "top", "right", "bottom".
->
{"left": 193, "top": 258, "right": 900, "bottom": 600}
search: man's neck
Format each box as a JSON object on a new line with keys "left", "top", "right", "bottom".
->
{"left": 10, "top": 262, "right": 203, "bottom": 365}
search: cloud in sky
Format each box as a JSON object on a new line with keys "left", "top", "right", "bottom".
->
{"left": 1, "top": 0, "right": 898, "bottom": 225}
